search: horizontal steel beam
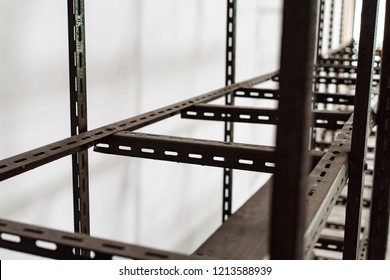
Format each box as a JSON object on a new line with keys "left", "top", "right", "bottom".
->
{"left": 94, "top": 132, "right": 276, "bottom": 173}
{"left": 314, "top": 75, "right": 379, "bottom": 86}
{"left": 234, "top": 88, "right": 355, "bottom": 106}
{"left": 181, "top": 104, "right": 351, "bottom": 130}
{"left": 0, "top": 218, "right": 193, "bottom": 260}
{"left": 317, "top": 63, "right": 381, "bottom": 75}
{"left": 315, "top": 235, "right": 344, "bottom": 252}
{"left": 0, "top": 71, "right": 278, "bottom": 182}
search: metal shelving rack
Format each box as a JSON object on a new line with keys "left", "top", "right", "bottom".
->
{"left": 0, "top": 0, "right": 389, "bottom": 260}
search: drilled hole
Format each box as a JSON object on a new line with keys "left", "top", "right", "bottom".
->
{"left": 330, "top": 156, "right": 335, "bottom": 161}
{"left": 332, "top": 151, "right": 340, "bottom": 154}
{"left": 265, "top": 162, "right": 275, "bottom": 167}
{"left": 0, "top": 165, "right": 7, "bottom": 169}
{"left": 250, "top": 92, "right": 259, "bottom": 97}
{"left": 258, "top": 116, "right": 270, "bottom": 121}
{"left": 36, "top": 240, "right": 57, "bottom": 251}
{"left": 96, "top": 143, "right": 109, "bottom": 148}
{"left": 239, "top": 114, "right": 251, "bottom": 120}
{"left": 141, "top": 148, "right": 154, "bottom": 154}
{"left": 239, "top": 159, "right": 254, "bottom": 165}
{"left": 14, "top": 158, "right": 27, "bottom": 163}
{"left": 213, "top": 156, "right": 225, "bottom": 162}
{"left": 320, "top": 171, "right": 326, "bottom": 177}
{"left": 186, "top": 111, "right": 197, "bottom": 116}
{"left": 325, "top": 163, "right": 331, "bottom": 168}
{"left": 204, "top": 112, "right": 215, "bottom": 117}
{"left": 33, "top": 152, "right": 45, "bottom": 157}
{"left": 1, "top": 233, "right": 21, "bottom": 243}
{"left": 188, "top": 154, "right": 203, "bottom": 159}
{"left": 67, "top": 141, "right": 77, "bottom": 145}
{"left": 119, "top": 146, "right": 131, "bottom": 151}
{"left": 165, "top": 151, "right": 178, "bottom": 156}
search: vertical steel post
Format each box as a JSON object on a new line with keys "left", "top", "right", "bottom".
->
{"left": 328, "top": 0, "right": 335, "bottom": 51}
{"left": 368, "top": 0, "right": 390, "bottom": 260}
{"left": 270, "top": 0, "right": 318, "bottom": 259}
{"left": 313, "top": 0, "right": 326, "bottom": 149}
{"left": 222, "top": 0, "right": 237, "bottom": 222}
{"left": 67, "top": 0, "right": 90, "bottom": 256}
{"left": 339, "top": 0, "right": 345, "bottom": 46}
{"left": 343, "top": 0, "right": 379, "bottom": 260}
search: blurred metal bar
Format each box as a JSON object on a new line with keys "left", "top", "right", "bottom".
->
{"left": 270, "top": 0, "right": 318, "bottom": 259}
{"left": 344, "top": 0, "right": 379, "bottom": 260}
{"left": 67, "top": 0, "right": 90, "bottom": 255}
{"left": 181, "top": 104, "right": 351, "bottom": 130}
{"left": 222, "top": 0, "right": 237, "bottom": 222}
{"left": 235, "top": 87, "right": 355, "bottom": 106}
{"left": 0, "top": 71, "right": 277, "bottom": 182}
{"left": 368, "top": 0, "right": 390, "bottom": 260}
{"left": 328, "top": 0, "right": 335, "bottom": 51}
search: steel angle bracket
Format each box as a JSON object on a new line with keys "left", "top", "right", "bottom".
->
{"left": 303, "top": 115, "right": 353, "bottom": 258}
{"left": 0, "top": 71, "right": 278, "bottom": 182}
{"left": 181, "top": 104, "right": 351, "bottom": 130}
{"left": 0, "top": 218, "right": 195, "bottom": 260}
{"left": 94, "top": 132, "right": 276, "bottom": 173}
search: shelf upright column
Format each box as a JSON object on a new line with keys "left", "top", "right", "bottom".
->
{"left": 343, "top": 0, "right": 379, "bottom": 260}
{"left": 339, "top": 0, "right": 345, "bottom": 46}
{"left": 328, "top": 0, "right": 335, "bottom": 52}
{"left": 222, "top": 0, "right": 237, "bottom": 222}
{"left": 270, "top": 0, "right": 318, "bottom": 259}
{"left": 367, "top": 0, "right": 390, "bottom": 260}
{"left": 67, "top": 0, "right": 90, "bottom": 256}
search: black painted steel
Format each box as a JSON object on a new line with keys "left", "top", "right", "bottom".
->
{"left": 0, "top": 72, "right": 277, "bottom": 182}
{"left": 67, "top": 0, "right": 90, "bottom": 255}
{"left": 94, "top": 132, "right": 276, "bottom": 173}
{"left": 368, "top": 0, "right": 390, "bottom": 260}
{"left": 270, "top": 0, "right": 318, "bottom": 259}
{"left": 0, "top": 218, "right": 193, "bottom": 260}
{"left": 181, "top": 104, "right": 351, "bottom": 130}
{"left": 344, "top": 0, "right": 379, "bottom": 260}
{"left": 223, "top": 0, "right": 237, "bottom": 222}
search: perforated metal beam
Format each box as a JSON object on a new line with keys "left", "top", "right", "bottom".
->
{"left": 0, "top": 219, "right": 192, "bottom": 260}
{"left": 67, "top": 0, "right": 90, "bottom": 255}
{"left": 94, "top": 132, "right": 276, "bottom": 173}
{"left": 234, "top": 87, "right": 355, "bottom": 106}
{"left": 181, "top": 104, "right": 351, "bottom": 130}
{"left": 0, "top": 72, "right": 277, "bottom": 182}
{"left": 223, "top": 0, "right": 237, "bottom": 222}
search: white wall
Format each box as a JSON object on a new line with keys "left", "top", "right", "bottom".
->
{"left": 0, "top": 0, "right": 282, "bottom": 259}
